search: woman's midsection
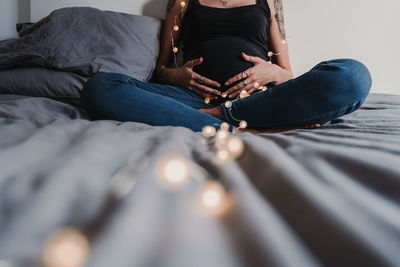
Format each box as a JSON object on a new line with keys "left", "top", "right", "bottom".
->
{"left": 183, "top": 36, "right": 267, "bottom": 92}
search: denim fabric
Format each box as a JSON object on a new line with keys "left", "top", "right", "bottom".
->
{"left": 80, "top": 72, "right": 225, "bottom": 132}
{"left": 80, "top": 58, "right": 372, "bottom": 132}
{"left": 221, "top": 58, "right": 372, "bottom": 127}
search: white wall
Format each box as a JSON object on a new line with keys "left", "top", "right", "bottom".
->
{"left": 1, "top": 0, "right": 399, "bottom": 95}
{"left": 285, "top": 0, "right": 400, "bottom": 95}
{"left": 0, "top": 0, "right": 30, "bottom": 39}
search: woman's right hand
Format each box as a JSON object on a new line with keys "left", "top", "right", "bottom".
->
{"left": 171, "top": 57, "right": 221, "bottom": 99}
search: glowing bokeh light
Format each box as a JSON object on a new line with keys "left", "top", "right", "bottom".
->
{"left": 156, "top": 155, "right": 190, "bottom": 189}
{"left": 42, "top": 228, "right": 89, "bottom": 267}
{"left": 226, "top": 136, "right": 244, "bottom": 158}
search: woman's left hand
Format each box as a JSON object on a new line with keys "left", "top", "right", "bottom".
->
{"left": 224, "top": 52, "right": 292, "bottom": 99}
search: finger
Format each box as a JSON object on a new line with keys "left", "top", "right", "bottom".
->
{"left": 196, "top": 83, "right": 222, "bottom": 96}
{"left": 194, "top": 73, "right": 221, "bottom": 88}
{"left": 247, "top": 86, "right": 258, "bottom": 95}
{"left": 224, "top": 70, "right": 250, "bottom": 87}
{"left": 228, "top": 82, "right": 255, "bottom": 99}
{"left": 225, "top": 77, "right": 253, "bottom": 95}
{"left": 184, "top": 57, "right": 203, "bottom": 68}
{"left": 241, "top": 52, "right": 262, "bottom": 64}
{"left": 191, "top": 57, "right": 203, "bottom": 68}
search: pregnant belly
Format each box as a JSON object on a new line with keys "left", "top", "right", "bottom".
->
{"left": 184, "top": 37, "right": 267, "bottom": 92}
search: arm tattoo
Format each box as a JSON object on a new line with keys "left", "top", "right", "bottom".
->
{"left": 273, "top": 0, "right": 287, "bottom": 40}
{"left": 167, "top": 0, "right": 176, "bottom": 13}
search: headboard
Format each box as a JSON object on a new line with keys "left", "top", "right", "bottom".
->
{"left": 31, "top": 0, "right": 169, "bottom": 22}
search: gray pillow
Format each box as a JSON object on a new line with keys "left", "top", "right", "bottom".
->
{"left": 0, "top": 7, "right": 161, "bottom": 81}
{"left": 0, "top": 68, "right": 87, "bottom": 105}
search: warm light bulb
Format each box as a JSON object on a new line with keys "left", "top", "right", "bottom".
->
{"left": 239, "top": 120, "right": 248, "bottom": 129}
{"left": 221, "top": 92, "right": 228, "bottom": 98}
{"left": 172, "top": 47, "right": 179, "bottom": 53}
{"left": 220, "top": 122, "right": 230, "bottom": 131}
{"left": 156, "top": 155, "right": 190, "bottom": 188}
{"left": 224, "top": 101, "right": 232, "bottom": 108}
{"left": 199, "top": 180, "right": 228, "bottom": 215}
{"left": 204, "top": 98, "right": 210, "bottom": 104}
{"left": 180, "top": 1, "right": 186, "bottom": 7}
{"left": 202, "top": 126, "right": 216, "bottom": 138}
{"left": 240, "top": 90, "right": 249, "bottom": 99}
{"left": 42, "top": 228, "right": 89, "bottom": 267}
{"left": 226, "top": 136, "right": 244, "bottom": 158}
{"left": 216, "top": 129, "right": 229, "bottom": 140}
{"left": 173, "top": 25, "right": 179, "bottom": 31}
{"left": 215, "top": 130, "right": 229, "bottom": 149}
{"left": 216, "top": 149, "right": 230, "bottom": 162}
{"left": 200, "top": 181, "right": 226, "bottom": 210}
{"left": 268, "top": 51, "right": 274, "bottom": 57}
{"left": 202, "top": 188, "right": 222, "bottom": 208}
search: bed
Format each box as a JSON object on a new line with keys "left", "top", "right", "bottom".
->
{"left": 0, "top": 3, "right": 400, "bottom": 267}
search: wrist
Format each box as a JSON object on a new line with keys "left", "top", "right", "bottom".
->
{"left": 157, "top": 66, "right": 177, "bottom": 84}
{"left": 273, "top": 65, "right": 293, "bottom": 86}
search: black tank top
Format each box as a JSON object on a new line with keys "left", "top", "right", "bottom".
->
{"left": 180, "top": 0, "right": 271, "bottom": 92}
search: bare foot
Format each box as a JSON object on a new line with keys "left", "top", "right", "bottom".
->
{"left": 199, "top": 106, "right": 223, "bottom": 120}
{"left": 303, "top": 124, "right": 321, "bottom": 129}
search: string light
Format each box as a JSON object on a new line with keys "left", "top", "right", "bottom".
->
{"left": 156, "top": 155, "right": 190, "bottom": 189}
{"left": 216, "top": 129, "right": 229, "bottom": 140}
{"left": 240, "top": 90, "right": 249, "bottom": 99}
{"left": 169, "top": 0, "right": 188, "bottom": 68}
{"left": 224, "top": 101, "right": 232, "bottom": 108}
{"left": 202, "top": 125, "right": 217, "bottom": 137}
{"left": 198, "top": 180, "right": 232, "bottom": 215}
{"left": 216, "top": 149, "right": 230, "bottom": 162}
{"left": 42, "top": 228, "right": 89, "bottom": 267}
{"left": 239, "top": 120, "right": 248, "bottom": 129}
{"left": 168, "top": 2, "right": 290, "bottom": 131}
{"left": 220, "top": 122, "right": 230, "bottom": 131}
{"left": 226, "top": 136, "right": 244, "bottom": 158}
{"left": 215, "top": 129, "right": 229, "bottom": 150}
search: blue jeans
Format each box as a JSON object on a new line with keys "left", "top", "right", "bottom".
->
{"left": 80, "top": 58, "right": 372, "bottom": 132}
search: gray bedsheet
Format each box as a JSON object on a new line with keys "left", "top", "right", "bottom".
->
{"left": 0, "top": 93, "right": 399, "bottom": 267}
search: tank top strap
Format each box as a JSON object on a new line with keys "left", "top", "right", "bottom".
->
{"left": 182, "top": 0, "right": 198, "bottom": 16}
{"left": 258, "top": 0, "right": 271, "bottom": 15}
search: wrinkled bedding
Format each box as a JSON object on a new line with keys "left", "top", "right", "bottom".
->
{"left": 0, "top": 93, "right": 399, "bottom": 267}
